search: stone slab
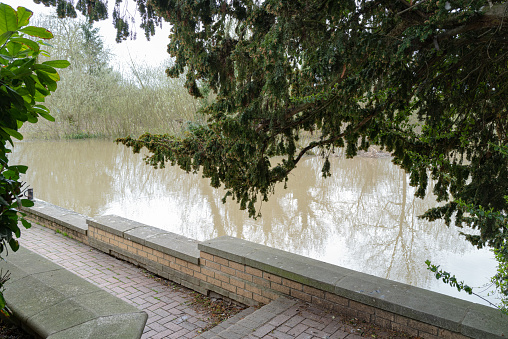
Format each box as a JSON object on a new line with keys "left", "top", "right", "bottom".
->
{"left": 336, "top": 273, "right": 471, "bottom": 332}
{"left": 0, "top": 246, "right": 147, "bottom": 339}
{"left": 23, "top": 199, "right": 88, "bottom": 234}
{"left": 245, "top": 249, "right": 349, "bottom": 293}
{"left": 47, "top": 313, "right": 147, "bottom": 339}
{"left": 27, "top": 299, "right": 97, "bottom": 337}
{"left": 199, "top": 236, "right": 260, "bottom": 264}
{"left": 0, "top": 247, "right": 61, "bottom": 282}
{"left": 30, "top": 270, "right": 100, "bottom": 297}
{"left": 461, "top": 303, "right": 508, "bottom": 338}
{"left": 124, "top": 225, "right": 167, "bottom": 246}
{"left": 71, "top": 290, "right": 147, "bottom": 317}
{"left": 87, "top": 215, "right": 145, "bottom": 237}
{"left": 4, "top": 276, "right": 66, "bottom": 321}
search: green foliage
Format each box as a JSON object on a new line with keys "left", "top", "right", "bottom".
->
{"left": 116, "top": 0, "right": 508, "bottom": 219}
{"left": 0, "top": 2, "right": 68, "bottom": 312}
{"left": 492, "top": 244, "right": 508, "bottom": 314}
{"left": 42, "top": 0, "right": 508, "bottom": 308}
{"left": 425, "top": 260, "right": 473, "bottom": 293}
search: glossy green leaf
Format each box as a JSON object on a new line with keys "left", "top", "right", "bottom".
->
{"left": 34, "top": 83, "right": 50, "bottom": 97}
{"left": 33, "top": 63, "right": 56, "bottom": 73}
{"left": 9, "top": 238, "right": 19, "bottom": 251}
{"left": 0, "top": 294, "right": 6, "bottom": 311}
{"left": 8, "top": 39, "right": 22, "bottom": 56}
{"left": 20, "top": 199, "right": 34, "bottom": 207}
{"left": 16, "top": 7, "right": 32, "bottom": 28}
{"left": 33, "top": 105, "right": 54, "bottom": 122}
{"left": 35, "top": 70, "right": 57, "bottom": 91}
{"left": 9, "top": 37, "right": 39, "bottom": 51}
{"left": 10, "top": 165, "right": 28, "bottom": 173}
{"left": 21, "top": 218, "right": 31, "bottom": 229}
{"left": 4, "top": 85, "right": 25, "bottom": 108}
{"left": 26, "top": 112, "right": 38, "bottom": 123}
{"left": 23, "top": 75, "right": 35, "bottom": 96}
{"left": 1, "top": 127, "right": 23, "bottom": 140}
{"left": 0, "top": 31, "right": 13, "bottom": 47}
{"left": 19, "top": 26, "right": 52, "bottom": 39}
{"left": 0, "top": 4, "right": 17, "bottom": 34}
{"left": 42, "top": 59, "right": 70, "bottom": 68}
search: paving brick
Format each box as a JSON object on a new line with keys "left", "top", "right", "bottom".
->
{"left": 204, "top": 259, "right": 221, "bottom": 271}
{"left": 325, "top": 292, "right": 349, "bottom": 306}
{"left": 263, "top": 273, "right": 282, "bottom": 284}
{"left": 252, "top": 323, "right": 276, "bottom": 337}
{"left": 302, "top": 285, "right": 324, "bottom": 299}
{"left": 230, "top": 276, "right": 246, "bottom": 289}
{"left": 25, "top": 217, "right": 466, "bottom": 339}
{"left": 253, "top": 293, "right": 270, "bottom": 304}
{"left": 284, "top": 314, "right": 305, "bottom": 328}
{"left": 287, "top": 323, "right": 308, "bottom": 336}
{"left": 268, "top": 314, "right": 291, "bottom": 327}
{"left": 270, "top": 330, "right": 295, "bottom": 339}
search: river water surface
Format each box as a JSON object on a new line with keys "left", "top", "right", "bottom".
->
{"left": 10, "top": 139, "right": 498, "bottom": 306}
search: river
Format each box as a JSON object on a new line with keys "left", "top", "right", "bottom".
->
{"left": 9, "top": 139, "right": 498, "bottom": 307}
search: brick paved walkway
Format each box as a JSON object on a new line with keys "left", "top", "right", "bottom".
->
{"left": 19, "top": 223, "right": 408, "bottom": 339}
{"left": 20, "top": 223, "right": 212, "bottom": 339}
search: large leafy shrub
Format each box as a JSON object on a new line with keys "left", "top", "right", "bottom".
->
{"left": 0, "top": 3, "right": 69, "bottom": 312}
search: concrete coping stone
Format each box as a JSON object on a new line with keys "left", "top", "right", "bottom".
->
{"left": 0, "top": 246, "right": 147, "bottom": 339}
{"left": 21, "top": 199, "right": 88, "bottom": 235}
{"left": 87, "top": 215, "right": 146, "bottom": 237}
{"left": 199, "top": 236, "right": 508, "bottom": 338}
{"left": 88, "top": 214, "right": 200, "bottom": 265}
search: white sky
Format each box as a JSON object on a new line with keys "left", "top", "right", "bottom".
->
{"left": 2, "top": 0, "right": 173, "bottom": 75}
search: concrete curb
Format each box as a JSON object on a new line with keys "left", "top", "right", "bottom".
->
{"left": 0, "top": 247, "right": 147, "bottom": 339}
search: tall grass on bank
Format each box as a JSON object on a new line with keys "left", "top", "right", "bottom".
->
{"left": 20, "top": 16, "right": 206, "bottom": 140}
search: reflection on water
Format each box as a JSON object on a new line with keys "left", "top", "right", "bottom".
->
{"left": 10, "top": 139, "right": 497, "bottom": 306}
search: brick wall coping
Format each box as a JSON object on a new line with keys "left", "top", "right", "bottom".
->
{"left": 87, "top": 214, "right": 200, "bottom": 264}
{"left": 21, "top": 199, "right": 87, "bottom": 235}
{"left": 0, "top": 246, "right": 147, "bottom": 338}
{"left": 199, "top": 236, "right": 508, "bottom": 339}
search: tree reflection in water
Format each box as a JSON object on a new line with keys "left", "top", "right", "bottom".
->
{"left": 10, "top": 140, "right": 496, "bottom": 306}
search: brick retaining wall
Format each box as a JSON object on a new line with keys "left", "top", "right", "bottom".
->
{"left": 21, "top": 200, "right": 508, "bottom": 338}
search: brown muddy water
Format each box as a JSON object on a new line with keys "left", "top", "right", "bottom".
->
{"left": 9, "top": 139, "right": 498, "bottom": 307}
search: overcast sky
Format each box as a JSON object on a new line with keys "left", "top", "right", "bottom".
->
{"left": 2, "top": 0, "right": 173, "bottom": 74}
